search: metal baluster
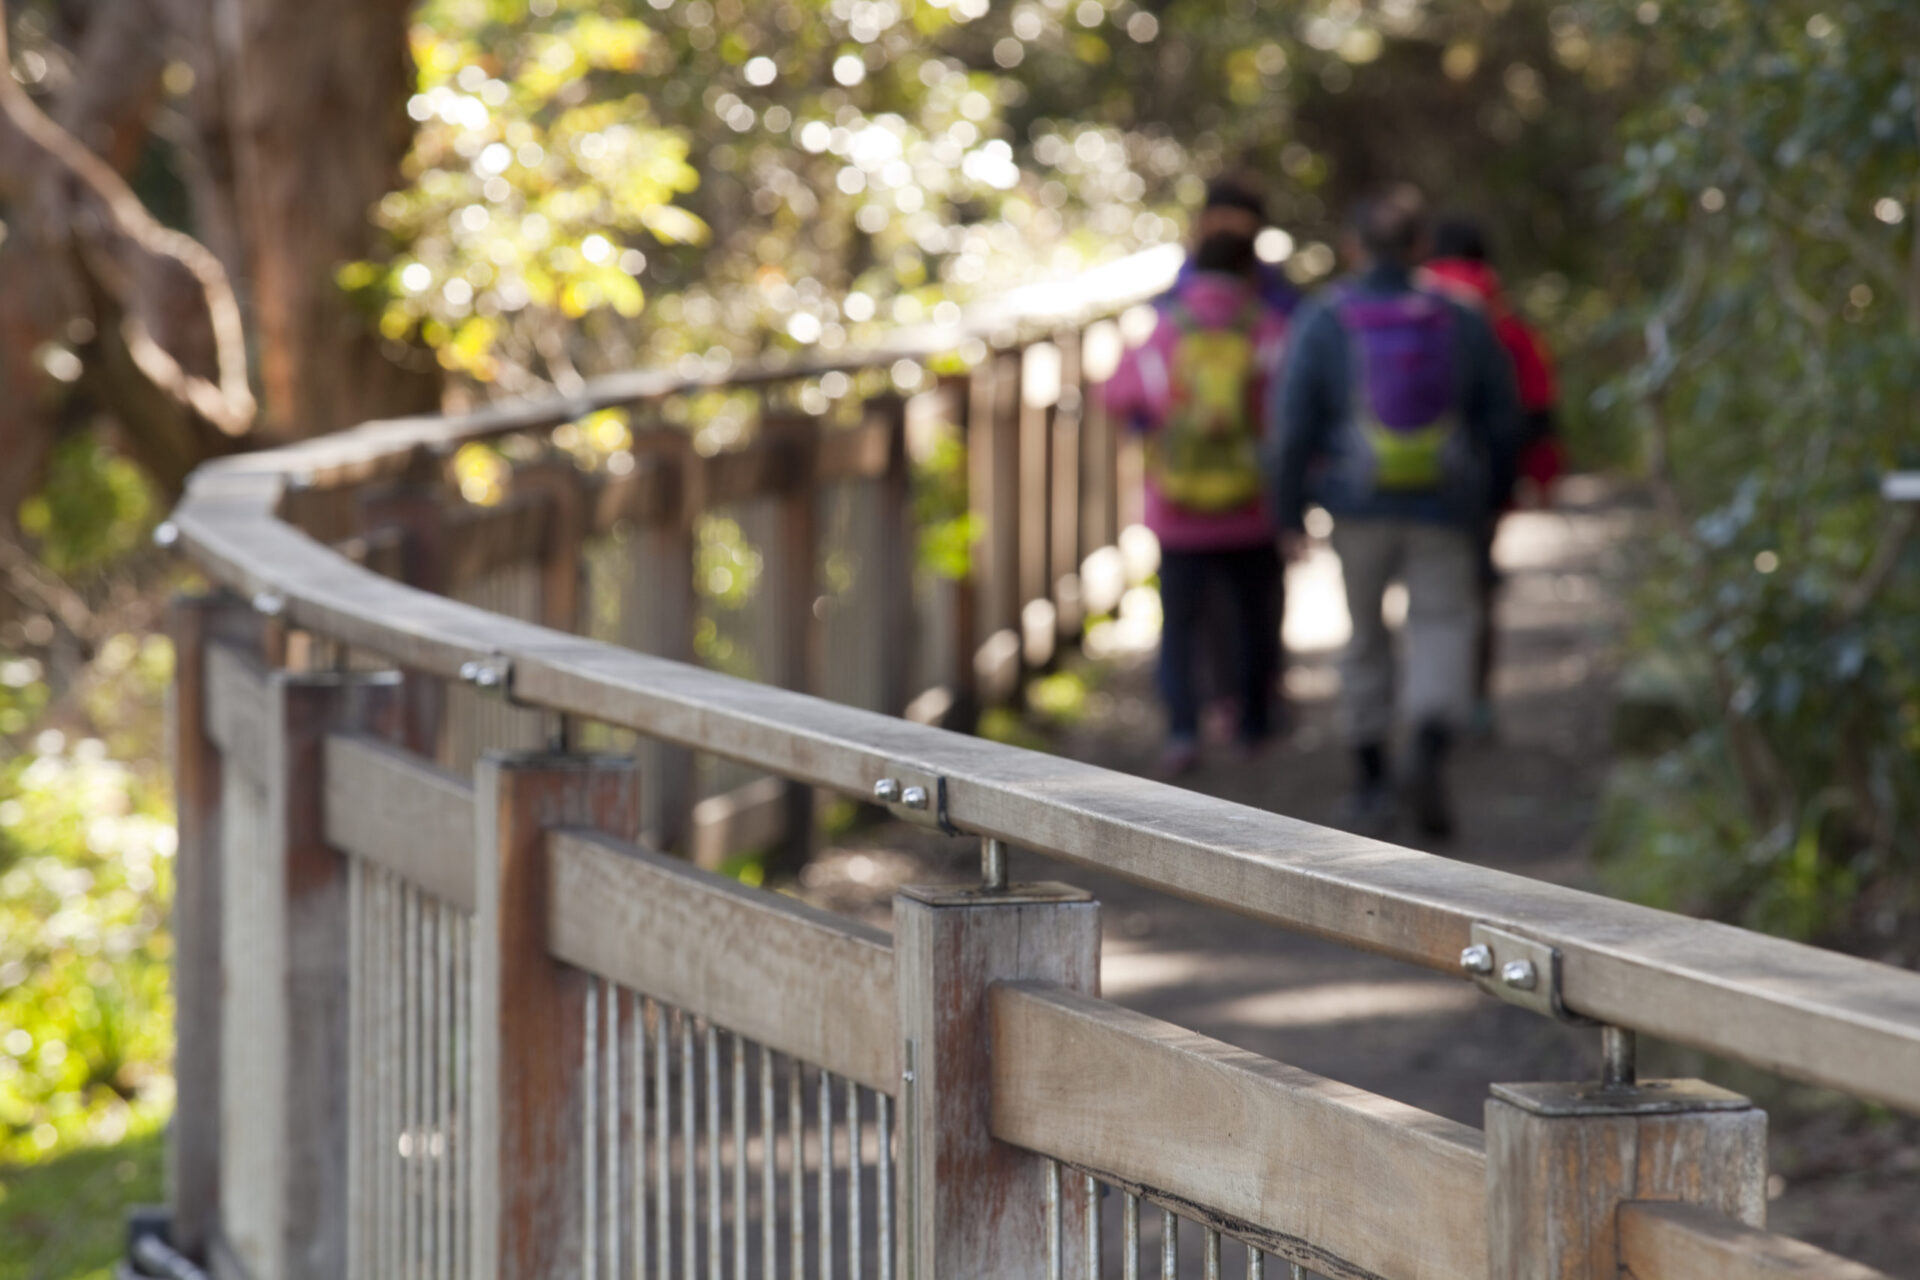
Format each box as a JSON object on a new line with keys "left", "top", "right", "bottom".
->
{"left": 683, "top": 1012, "right": 697, "bottom": 1280}
{"left": 1045, "top": 1159, "right": 1063, "bottom": 1280}
{"left": 585, "top": 976, "right": 599, "bottom": 1280}
{"left": 1085, "top": 1174, "right": 1101, "bottom": 1280}
{"left": 1246, "top": 1247, "right": 1265, "bottom": 1280}
{"left": 426, "top": 905, "right": 439, "bottom": 1280}
{"left": 403, "top": 884, "right": 419, "bottom": 1280}
{"left": 656, "top": 1001, "right": 672, "bottom": 1280}
{"left": 733, "top": 1034, "right": 747, "bottom": 1280}
{"left": 819, "top": 1069, "right": 833, "bottom": 1280}
{"left": 761, "top": 1046, "right": 776, "bottom": 1280}
{"left": 1162, "top": 1208, "right": 1178, "bottom": 1280}
{"left": 436, "top": 905, "right": 452, "bottom": 1280}
{"left": 632, "top": 990, "right": 647, "bottom": 1280}
{"left": 1288, "top": 1265, "right": 1306, "bottom": 1280}
{"left": 453, "top": 911, "right": 470, "bottom": 1280}
{"left": 606, "top": 982, "right": 621, "bottom": 1280}
{"left": 790, "top": 1059, "right": 805, "bottom": 1280}
{"left": 876, "top": 1093, "right": 892, "bottom": 1280}
{"left": 346, "top": 858, "right": 364, "bottom": 1280}
{"left": 708, "top": 1025, "right": 722, "bottom": 1280}
{"left": 1204, "top": 1228, "right": 1221, "bottom": 1280}
{"left": 1122, "top": 1192, "right": 1140, "bottom": 1280}
{"left": 847, "top": 1082, "right": 862, "bottom": 1280}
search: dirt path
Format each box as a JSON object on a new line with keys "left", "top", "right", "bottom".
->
{"left": 797, "top": 478, "right": 1919, "bottom": 1272}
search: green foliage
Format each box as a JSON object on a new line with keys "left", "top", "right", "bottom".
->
{"left": 0, "top": 1129, "right": 164, "bottom": 1280}
{"left": 0, "top": 639, "right": 177, "bottom": 1165}
{"left": 1586, "top": 0, "right": 1920, "bottom": 946}
{"left": 15, "top": 435, "right": 159, "bottom": 577}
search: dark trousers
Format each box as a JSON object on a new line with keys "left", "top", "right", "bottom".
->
{"left": 1157, "top": 544, "right": 1282, "bottom": 742}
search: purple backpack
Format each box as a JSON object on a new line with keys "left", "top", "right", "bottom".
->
{"left": 1337, "top": 291, "right": 1461, "bottom": 491}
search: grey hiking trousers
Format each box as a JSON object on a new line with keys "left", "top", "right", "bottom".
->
{"left": 1330, "top": 518, "right": 1480, "bottom": 744}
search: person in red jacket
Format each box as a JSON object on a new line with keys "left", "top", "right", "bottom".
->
{"left": 1422, "top": 215, "right": 1562, "bottom": 735}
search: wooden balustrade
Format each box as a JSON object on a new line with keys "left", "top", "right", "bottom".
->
{"left": 163, "top": 250, "right": 1911, "bottom": 1279}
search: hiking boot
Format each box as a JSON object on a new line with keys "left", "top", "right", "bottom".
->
{"left": 1410, "top": 722, "right": 1455, "bottom": 841}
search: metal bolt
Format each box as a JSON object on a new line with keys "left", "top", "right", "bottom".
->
{"left": 151, "top": 521, "right": 179, "bottom": 549}
{"left": 251, "top": 591, "right": 285, "bottom": 617}
{"left": 1459, "top": 944, "right": 1494, "bottom": 975}
{"left": 473, "top": 665, "right": 500, "bottom": 689}
{"left": 873, "top": 777, "right": 902, "bottom": 803}
{"left": 1501, "top": 959, "right": 1538, "bottom": 991}
{"left": 899, "top": 785, "right": 929, "bottom": 810}
{"left": 459, "top": 661, "right": 481, "bottom": 682}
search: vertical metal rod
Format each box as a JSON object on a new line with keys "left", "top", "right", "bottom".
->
{"left": 424, "top": 902, "right": 441, "bottom": 1280}
{"left": 818, "top": 1069, "right": 833, "bottom": 1280}
{"left": 1084, "top": 1173, "right": 1101, "bottom": 1280}
{"left": 876, "top": 1092, "right": 892, "bottom": 1280}
{"left": 1204, "top": 1228, "right": 1221, "bottom": 1280}
{"left": 606, "top": 982, "right": 621, "bottom": 1280}
{"left": 707, "top": 1025, "right": 722, "bottom": 1280}
{"left": 584, "top": 976, "right": 599, "bottom": 1280}
{"left": 683, "top": 1012, "right": 697, "bottom": 1280}
{"left": 1601, "top": 1025, "right": 1637, "bottom": 1088}
{"left": 1044, "top": 1159, "right": 1063, "bottom": 1280}
{"left": 656, "top": 1001, "right": 672, "bottom": 1280}
{"left": 1122, "top": 1191, "right": 1139, "bottom": 1280}
{"left": 1288, "top": 1264, "right": 1306, "bottom": 1280}
{"left": 456, "top": 913, "right": 473, "bottom": 1280}
{"left": 1161, "top": 1207, "right": 1178, "bottom": 1280}
{"left": 386, "top": 873, "right": 402, "bottom": 1280}
{"left": 346, "top": 858, "right": 364, "bottom": 1280}
{"left": 733, "top": 1034, "right": 747, "bottom": 1280}
{"left": 847, "top": 1082, "right": 863, "bottom": 1280}
{"left": 438, "top": 905, "right": 453, "bottom": 1280}
{"left": 1246, "top": 1247, "right": 1265, "bottom": 1280}
{"left": 403, "top": 884, "right": 419, "bottom": 1280}
{"left": 789, "top": 1060, "right": 805, "bottom": 1280}
{"left": 981, "top": 836, "right": 1009, "bottom": 891}
{"left": 761, "top": 1045, "right": 776, "bottom": 1280}
{"left": 631, "top": 990, "right": 647, "bottom": 1280}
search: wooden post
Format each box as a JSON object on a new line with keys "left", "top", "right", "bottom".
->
{"left": 628, "top": 436, "right": 698, "bottom": 852}
{"left": 936, "top": 373, "right": 980, "bottom": 733}
{"left": 1050, "top": 328, "right": 1085, "bottom": 641}
{"left": 1017, "top": 355, "right": 1055, "bottom": 637}
{"left": 761, "top": 414, "right": 820, "bottom": 876}
{"left": 204, "top": 639, "right": 403, "bottom": 1280}
{"left": 471, "top": 753, "right": 641, "bottom": 1280}
{"left": 867, "top": 394, "right": 915, "bottom": 716}
{"left": 358, "top": 478, "right": 450, "bottom": 757}
{"left": 166, "top": 593, "right": 266, "bottom": 1263}
{"left": 1485, "top": 1077, "right": 1767, "bottom": 1279}
{"left": 894, "top": 883, "right": 1101, "bottom": 1279}
{"left": 969, "top": 352, "right": 1022, "bottom": 645}
{"left": 1077, "top": 328, "right": 1119, "bottom": 560}
{"left": 512, "top": 458, "right": 586, "bottom": 636}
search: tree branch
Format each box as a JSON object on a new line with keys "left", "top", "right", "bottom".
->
{"left": 0, "top": 0, "right": 255, "bottom": 437}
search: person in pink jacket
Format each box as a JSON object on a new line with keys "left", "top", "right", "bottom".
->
{"left": 1104, "top": 229, "right": 1290, "bottom": 775}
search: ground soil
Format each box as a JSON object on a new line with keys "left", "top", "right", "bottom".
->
{"left": 796, "top": 478, "right": 1920, "bottom": 1275}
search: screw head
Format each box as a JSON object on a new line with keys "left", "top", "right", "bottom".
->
{"left": 459, "top": 661, "right": 481, "bottom": 682}
{"left": 899, "top": 785, "right": 930, "bottom": 810}
{"left": 473, "top": 665, "right": 500, "bottom": 688}
{"left": 1460, "top": 944, "right": 1494, "bottom": 975}
{"left": 251, "top": 591, "right": 285, "bottom": 617}
{"left": 873, "top": 778, "right": 902, "bottom": 803}
{"left": 152, "top": 521, "right": 179, "bottom": 549}
{"left": 1501, "top": 959, "right": 1539, "bottom": 991}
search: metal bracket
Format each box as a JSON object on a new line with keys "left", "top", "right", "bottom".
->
{"left": 870, "top": 769, "right": 956, "bottom": 834}
{"left": 458, "top": 654, "right": 515, "bottom": 700}
{"left": 1461, "top": 922, "right": 1595, "bottom": 1025}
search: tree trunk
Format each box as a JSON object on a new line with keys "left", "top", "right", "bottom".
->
{"left": 220, "top": 0, "right": 440, "bottom": 440}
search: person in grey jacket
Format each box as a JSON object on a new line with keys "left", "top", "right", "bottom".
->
{"left": 1264, "top": 189, "right": 1519, "bottom": 839}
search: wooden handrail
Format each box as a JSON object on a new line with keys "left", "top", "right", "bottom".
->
{"left": 1617, "top": 1200, "right": 1894, "bottom": 1279}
